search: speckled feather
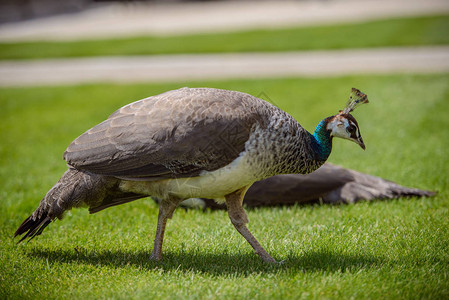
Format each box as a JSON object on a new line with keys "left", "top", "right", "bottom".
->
{"left": 63, "top": 88, "right": 322, "bottom": 181}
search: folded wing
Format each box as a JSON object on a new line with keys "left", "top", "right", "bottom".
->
{"left": 63, "top": 88, "right": 263, "bottom": 181}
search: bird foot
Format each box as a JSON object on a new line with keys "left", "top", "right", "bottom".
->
{"left": 276, "top": 259, "right": 286, "bottom": 266}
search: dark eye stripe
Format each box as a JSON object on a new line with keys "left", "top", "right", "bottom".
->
{"left": 348, "top": 121, "right": 360, "bottom": 138}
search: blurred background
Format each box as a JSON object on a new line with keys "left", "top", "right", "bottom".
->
{"left": 3, "top": 0, "right": 446, "bottom": 25}
{"left": 0, "top": 0, "right": 448, "bottom": 85}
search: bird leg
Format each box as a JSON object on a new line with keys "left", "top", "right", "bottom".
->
{"left": 150, "top": 197, "right": 180, "bottom": 261}
{"left": 225, "top": 187, "right": 277, "bottom": 264}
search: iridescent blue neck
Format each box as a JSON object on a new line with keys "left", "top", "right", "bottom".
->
{"left": 310, "top": 117, "right": 333, "bottom": 162}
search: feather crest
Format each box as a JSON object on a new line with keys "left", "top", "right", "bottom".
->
{"left": 342, "top": 88, "right": 369, "bottom": 114}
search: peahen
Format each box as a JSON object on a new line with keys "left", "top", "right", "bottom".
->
{"left": 15, "top": 87, "right": 368, "bottom": 263}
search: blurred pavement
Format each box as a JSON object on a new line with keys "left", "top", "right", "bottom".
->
{"left": 1, "top": 0, "right": 448, "bottom": 42}
{"left": 1, "top": 46, "right": 448, "bottom": 87}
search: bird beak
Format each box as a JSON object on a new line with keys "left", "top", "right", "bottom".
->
{"left": 357, "top": 136, "right": 366, "bottom": 150}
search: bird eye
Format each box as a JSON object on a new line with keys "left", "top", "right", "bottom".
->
{"left": 347, "top": 126, "right": 356, "bottom": 133}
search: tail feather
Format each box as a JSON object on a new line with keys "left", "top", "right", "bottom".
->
{"left": 15, "top": 167, "right": 144, "bottom": 243}
{"left": 14, "top": 167, "right": 112, "bottom": 243}
{"left": 14, "top": 214, "right": 52, "bottom": 243}
{"left": 89, "top": 193, "right": 146, "bottom": 214}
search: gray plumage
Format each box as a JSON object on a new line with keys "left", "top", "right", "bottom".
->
{"left": 63, "top": 87, "right": 319, "bottom": 181}
{"left": 15, "top": 87, "right": 370, "bottom": 263}
{"left": 64, "top": 88, "right": 259, "bottom": 180}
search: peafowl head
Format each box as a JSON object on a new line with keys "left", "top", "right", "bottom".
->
{"left": 326, "top": 88, "right": 368, "bottom": 150}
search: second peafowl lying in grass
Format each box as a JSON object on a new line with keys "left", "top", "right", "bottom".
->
{"left": 15, "top": 87, "right": 368, "bottom": 263}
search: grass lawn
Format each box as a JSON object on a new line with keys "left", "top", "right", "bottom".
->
{"left": 0, "top": 74, "right": 448, "bottom": 299}
{"left": 0, "top": 15, "right": 448, "bottom": 60}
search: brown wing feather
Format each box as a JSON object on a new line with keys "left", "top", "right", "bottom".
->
{"left": 63, "top": 88, "right": 266, "bottom": 180}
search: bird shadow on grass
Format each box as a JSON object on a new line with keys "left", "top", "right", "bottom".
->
{"left": 27, "top": 247, "right": 383, "bottom": 276}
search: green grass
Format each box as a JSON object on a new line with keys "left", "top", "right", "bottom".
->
{"left": 1, "top": 74, "right": 448, "bottom": 299}
{"left": 0, "top": 15, "right": 448, "bottom": 60}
